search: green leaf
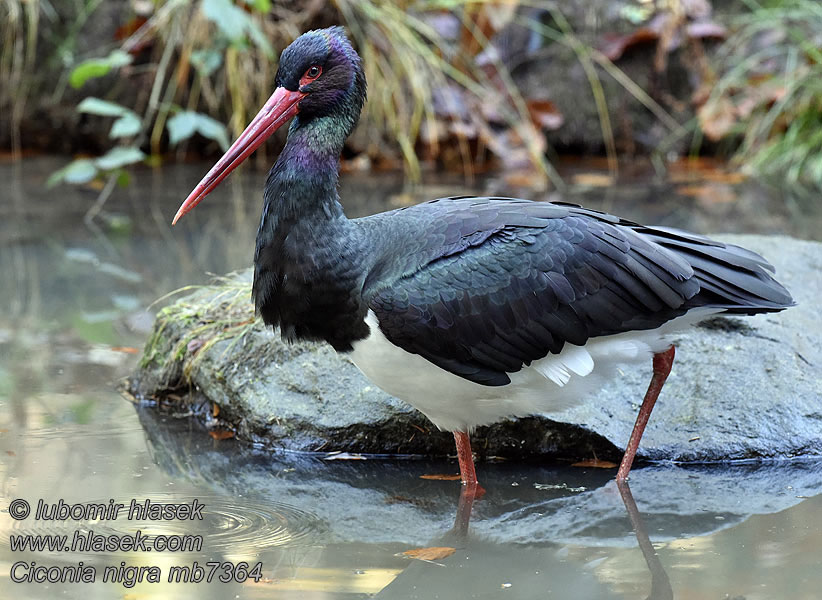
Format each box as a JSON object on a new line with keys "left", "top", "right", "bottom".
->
{"left": 201, "top": 0, "right": 273, "bottom": 56}
{"left": 167, "top": 111, "right": 198, "bottom": 146}
{"left": 77, "top": 97, "right": 129, "bottom": 117}
{"left": 245, "top": 0, "right": 271, "bottom": 12}
{"left": 77, "top": 97, "right": 141, "bottom": 139}
{"left": 110, "top": 113, "right": 141, "bottom": 138}
{"left": 167, "top": 111, "right": 230, "bottom": 150}
{"left": 94, "top": 147, "right": 146, "bottom": 171}
{"left": 69, "top": 50, "right": 132, "bottom": 88}
{"left": 244, "top": 19, "right": 274, "bottom": 57}
{"left": 116, "top": 170, "right": 132, "bottom": 187}
{"left": 192, "top": 113, "right": 230, "bottom": 150}
{"left": 191, "top": 48, "right": 224, "bottom": 77}
{"left": 46, "top": 159, "right": 98, "bottom": 187}
{"left": 202, "top": 0, "right": 246, "bottom": 40}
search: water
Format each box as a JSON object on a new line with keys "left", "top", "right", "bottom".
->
{"left": 1, "top": 156, "right": 821, "bottom": 598}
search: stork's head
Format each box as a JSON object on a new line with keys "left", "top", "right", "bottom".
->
{"left": 173, "top": 26, "right": 365, "bottom": 224}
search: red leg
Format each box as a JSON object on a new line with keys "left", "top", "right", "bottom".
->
{"left": 452, "top": 431, "right": 484, "bottom": 534}
{"left": 453, "top": 430, "right": 478, "bottom": 485}
{"left": 616, "top": 345, "right": 676, "bottom": 482}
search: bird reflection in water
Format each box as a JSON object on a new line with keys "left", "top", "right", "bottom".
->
{"left": 445, "top": 478, "right": 673, "bottom": 600}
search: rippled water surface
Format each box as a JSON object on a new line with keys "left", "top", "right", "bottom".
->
{"left": 1, "top": 157, "right": 821, "bottom": 598}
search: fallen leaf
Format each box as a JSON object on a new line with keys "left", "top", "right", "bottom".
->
{"left": 572, "top": 459, "right": 617, "bottom": 468}
{"left": 420, "top": 474, "right": 462, "bottom": 481}
{"left": 398, "top": 546, "right": 456, "bottom": 561}
{"left": 504, "top": 169, "right": 549, "bottom": 189}
{"left": 600, "top": 11, "right": 726, "bottom": 62}
{"left": 527, "top": 99, "right": 564, "bottom": 131}
{"left": 572, "top": 173, "right": 615, "bottom": 187}
{"left": 208, "top": 429, "right": 235, "bottom": 440}
{"left": 212, "top": 403, "right": 220, "bottom": 417}
{"left": 667, "top": 157, "right": 746, "bottom": 184}
{"left": 599, "top": 27, "right": 660, "bottom": 61}
{"left": 110, "top": 346, "right": 139, "bottom": 354}
{"left": 698, "top": 97, "right": 737, "bottom": 141}
{"left": 323, "top": 452, "right": 366, "bottom": 461}
{"left": 6, "top": 450, "right": 16, "bottom": 456}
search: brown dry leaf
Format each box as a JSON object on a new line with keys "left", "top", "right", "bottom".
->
{"left": 504, "top": 169, "right": 549, "bottom": 189}
{"left": 698, "top": 98, "right": 737, "bottom": 141}
{"left": 702, "top": 171, "right": 746, "bottom": 185}
{"left": 420, "top": 473, "right": 462, "bottom": 481}
{"left": 599, "top": 28, "right": 661, "bottom": 61}
{"left": 527, "top": 99, "right": 564, "bottom": 131}
{"left": 212, "top": 403, "right": 220, "bottom": 417}
{"left": 667, "top": 156, "right": 746, "bottom": 184}
{"left": 736, "top": 83, "right": 787, "bottom": 120}
{"left": 399, "top": 546, "right": 456, "bottom": 561}
{"left": 6, "top": 450, "right": 16, "bottom": 457}
{"left": 675, "top": 184, "right": 715, "bottom": 197}
{"left": 572, "top": 173, "right": 615, "bottom": 187}
{"left": 572, "top": 459, "right": 617, "bottom": 468}
{"left": 208, "top": 429, "right": 235, "bottom": 440}
{"left": 110, "top": 346, "right": 139, "bottom": 354}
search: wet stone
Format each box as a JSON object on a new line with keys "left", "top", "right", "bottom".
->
{"left": 128, "top": 234, "right": 822, "bottom": 464}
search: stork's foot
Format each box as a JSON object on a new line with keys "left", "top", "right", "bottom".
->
{"left": 616, "top": 345, "right": 676, "bottom": 482}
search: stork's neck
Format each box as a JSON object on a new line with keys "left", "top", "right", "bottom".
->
{"left": 262, "top": 115, "right": 347, "bottom": 226}
{"left": 253, "top": 114, "right": 371, "bottom": 351}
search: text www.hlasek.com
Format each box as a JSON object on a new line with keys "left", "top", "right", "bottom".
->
{"left": 10, "top": 529, "right": 202, "bottom": 553}
{"left": 7, "top": 498, "right": 265, "bottom": 586}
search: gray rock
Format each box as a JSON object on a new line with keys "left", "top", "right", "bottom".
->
{"left": 128, "top": 234, "right": 822, "bottom": 463}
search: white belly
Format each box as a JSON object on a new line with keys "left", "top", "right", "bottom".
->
{"left": 349, "top": 309, "right": 719, "bottom": 432}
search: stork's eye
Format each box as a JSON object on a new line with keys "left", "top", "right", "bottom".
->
{"left": 300, "top": 65, "right": 322, "bottom": 86}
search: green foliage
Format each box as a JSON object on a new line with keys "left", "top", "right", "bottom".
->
{"left": 191, "top": 48, "right": 224, "bottom": 77}
{"left": 167, "top": 111, "right": 230, "bottom": 150}
{"left": 94, "top": 146, "right": 147, "bottom": 170}
{"left": 47, "top": 147, "right": 146, "bottom": 187}
{"left": 702, "top": 0, "right": 822, "bottom": 189}
{"left": 77, "top": 97, "right": 141, "bottom": 138}
{"left": 201, "top": 0, "right": 273, "bottom": 56}
{"left": 46, "top": 159, "right": 97, "bottom": 186}
{"left": 69, "top": 49, "right": 132, "bottom": 88}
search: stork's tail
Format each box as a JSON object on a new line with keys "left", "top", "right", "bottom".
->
{"left": 636, "top": 226, "right": 795, "bottom": 314}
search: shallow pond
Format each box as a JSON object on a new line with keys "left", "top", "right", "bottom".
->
{"left": 1, "top": 156, "right": 821, "bottom": 598}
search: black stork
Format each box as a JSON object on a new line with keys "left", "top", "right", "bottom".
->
{"left": 173, "top": 27, "right": 794, "bottom": 487}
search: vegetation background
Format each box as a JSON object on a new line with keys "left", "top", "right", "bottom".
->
{"left": 2, "top": 0, "right": 820, "bottom": 193}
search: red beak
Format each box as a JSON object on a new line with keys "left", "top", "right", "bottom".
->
{"left": 172, "top": 87, "right": 306, "bottom": 225}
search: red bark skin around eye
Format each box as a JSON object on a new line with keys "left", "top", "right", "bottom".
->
{"left": 299, "top": 66, "right": 322, "bottom": 87}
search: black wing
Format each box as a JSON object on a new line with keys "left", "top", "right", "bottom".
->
{"left": 367, "top": 197, "right": 792, "bottom": 386}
